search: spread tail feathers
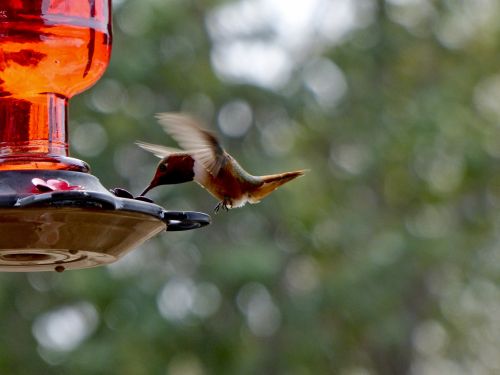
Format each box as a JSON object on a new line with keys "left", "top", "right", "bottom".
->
{"left": 252, "top": 169, "right": 307, "bottom": 202}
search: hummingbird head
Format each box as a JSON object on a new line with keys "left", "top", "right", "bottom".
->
{"left": 140, "top": 154, "right": 195, "bottom": 196}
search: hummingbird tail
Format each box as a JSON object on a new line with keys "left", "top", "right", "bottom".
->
{"left": 254, "top": 170, "right": 307, "bottom": 201}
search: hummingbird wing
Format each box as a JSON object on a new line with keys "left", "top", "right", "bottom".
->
{"left": 155, "top": 113, "right": 227, "bottom": 177}
{"left": 135, "top": 141, "right": 183, "bottom": 158}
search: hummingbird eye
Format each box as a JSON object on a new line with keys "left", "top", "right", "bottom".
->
{"left": 158, "top": 163, "right": 168, "bottom": 172}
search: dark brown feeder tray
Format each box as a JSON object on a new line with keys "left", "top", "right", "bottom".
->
{"left": 0, "top": 170, "right": 210, "bottom": 272}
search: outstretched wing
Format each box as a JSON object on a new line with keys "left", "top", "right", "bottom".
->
{"left": 155, "top": 113, "right": 228, "bottom": 177}
{"left": 135, "top": 141, "right": 182, "bottom": 158}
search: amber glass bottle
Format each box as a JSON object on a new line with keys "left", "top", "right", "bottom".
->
{"left": 0, "top": 0, "right": 112, "bottom": 171}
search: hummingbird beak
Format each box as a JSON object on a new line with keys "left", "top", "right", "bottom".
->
{"left": 140, "top": 161, "right": 169, "bottom": 196}
{"left": 139, "top": 184, "right": 154, "bottom": 196}
{"left": 139, "top": 174, "right": 160, "bottom": 196}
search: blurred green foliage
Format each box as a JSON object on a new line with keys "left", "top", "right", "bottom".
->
{"left": 3, "top": 0, "right": 500, "bottom": 374}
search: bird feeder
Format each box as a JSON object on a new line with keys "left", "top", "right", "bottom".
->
{"left": 0, "top": 0, "right": 210, "bottom": 272}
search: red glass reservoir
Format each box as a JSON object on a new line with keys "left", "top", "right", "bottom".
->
{"left": 0, "top": 0, "right": 112, "bottom": 171}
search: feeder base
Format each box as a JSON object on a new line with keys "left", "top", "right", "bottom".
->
{"left": 0, "top": 207, "right": 165, "bottom": 272}
{"left": 0, "top": 170, "right": 210, "bottom": 272}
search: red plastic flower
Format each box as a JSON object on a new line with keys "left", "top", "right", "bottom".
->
{"left": 31, "top": 178, "right": 83, "bottom": 193}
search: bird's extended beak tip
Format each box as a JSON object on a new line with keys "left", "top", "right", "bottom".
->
{"left": 139, "top": 184, "right": 153, "bottom": 196}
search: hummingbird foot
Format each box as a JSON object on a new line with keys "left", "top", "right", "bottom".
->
{"left": 214, "top": 198, "right": 231, "bottom": 213}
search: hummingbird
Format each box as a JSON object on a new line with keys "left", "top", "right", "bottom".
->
{"left": 137, "top": 113, "right": 307, "bottom": 212}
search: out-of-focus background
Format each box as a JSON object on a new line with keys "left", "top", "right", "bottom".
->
{"left": 2, "top": 0, "right": 500, "bottom": 373}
